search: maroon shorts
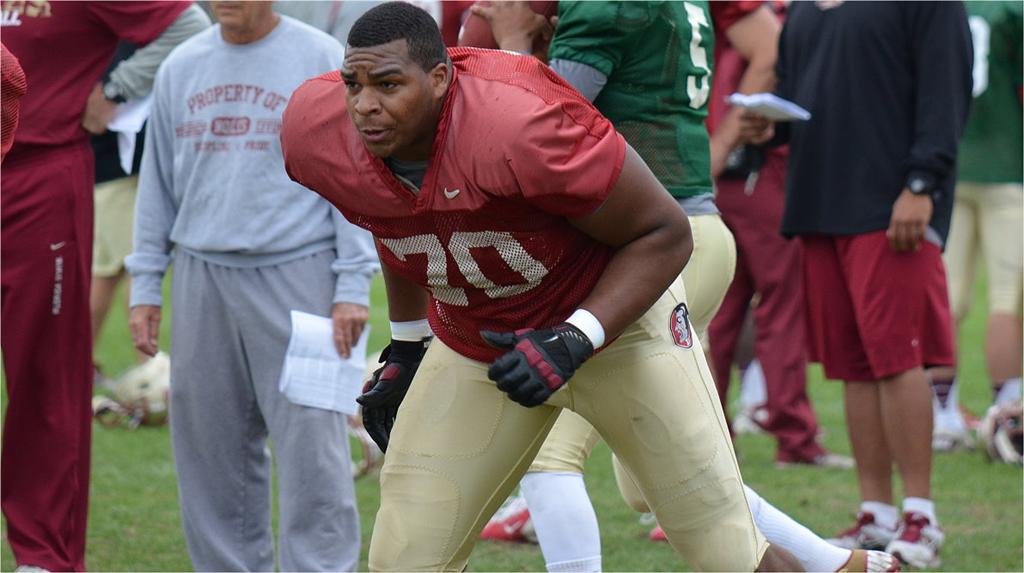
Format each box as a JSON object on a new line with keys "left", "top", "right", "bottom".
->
{"left": 800, "top": 230, "right": 955, "bottom": 382}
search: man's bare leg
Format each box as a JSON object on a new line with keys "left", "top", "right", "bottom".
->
{"left": 844, "top": 383, "right": 894, "bottom": 504}
{"left": 878, "top": 368, "right": 932, "bottom": 500}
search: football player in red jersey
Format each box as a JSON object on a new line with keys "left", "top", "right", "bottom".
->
{"left": 282, "top": 2, "right": 801, "bottom": 571}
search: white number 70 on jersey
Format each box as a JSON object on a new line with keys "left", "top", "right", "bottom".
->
{"left": 379, "top": 231, "right": 550, "bottom": 306}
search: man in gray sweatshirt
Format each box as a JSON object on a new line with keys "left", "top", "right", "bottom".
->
{"left": 126, "top": 2, "right": 376, "bottom": 570}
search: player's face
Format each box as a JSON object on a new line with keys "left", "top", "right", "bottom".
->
{"left": 342, "top": 39, "right": 449, "bottom": 160}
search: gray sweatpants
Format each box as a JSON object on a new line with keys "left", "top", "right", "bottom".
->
{"left": 169, "top": 250, "right": 360, "bottom": 572}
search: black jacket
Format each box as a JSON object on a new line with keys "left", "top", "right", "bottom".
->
{"left": 773, "top": 1, "right": 973, "bottom": 245}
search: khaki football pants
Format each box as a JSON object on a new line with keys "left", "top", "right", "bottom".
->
{"left": 530, "top": 214, "right": 738, "bottom": 515}
{"left": 367, "top": 274, "right": 765, "bottom": 571}
{"left": 944, "top": 182, "right": 1023, "bottom": 321}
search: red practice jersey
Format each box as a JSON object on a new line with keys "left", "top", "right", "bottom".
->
{"left": 283, "top": 48, "right": 625, "bottom": 362}
{"left": 1, "top": 43, "right": 27, "bottom": 163}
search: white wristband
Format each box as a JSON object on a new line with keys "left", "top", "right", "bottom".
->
{"left": 390, "top": 319, "right": 432, "bottom": 342}
{"left": 565, "top": 309, "right": 606, "bottom": 349}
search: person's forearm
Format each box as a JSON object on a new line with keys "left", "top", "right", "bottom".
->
{"left": 124, "top": 89, "right": 177, "bottom": 307}
{"left": 331, "top": 210, "right": 379, "bottom": 305}
{"left": 714, "top": 6, "right": 780, "bottom": 167}
{"left": 107, "top": 5, "right": 210, "bottom": 100}
{"left": 578, "top": 218, "right": 691, "bottom": 340}
{"left": 906, "top": 2, "right": 972, "bottom": 183}
{"left": 711, "top": 54, "right": 776, "bottom": 163}
{"left": 381, "top": 261, "right": 430, "bottom": 322}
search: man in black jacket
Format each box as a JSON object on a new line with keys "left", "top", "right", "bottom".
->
{"left": 742, "top": 1, "right": 972, "bottom": 569}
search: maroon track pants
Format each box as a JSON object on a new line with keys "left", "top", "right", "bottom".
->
{"left": 1, "top": 142, "right": 94, "bottom": 572}
{"left": 708, "top": 153, "right": 825, "bottom": 463}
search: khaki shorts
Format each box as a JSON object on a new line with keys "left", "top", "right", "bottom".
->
{"left": 368, "top": 275, "right": 764, "bottom": 571}
{"left": 945, "top": 182, "right": 1023, "bottom": 320}
{"left": 92, "top": 176, "right": 138, "bottom": 277}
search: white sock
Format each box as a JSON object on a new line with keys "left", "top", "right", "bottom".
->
{"left": 740, "top": 359, "right": 767, "bottom": 409}
{"left": 902, "top": 497, "right": 937, "bottom": 524}
{"left": 521, "top": 472, "right": 602, "bottom": 572}
{"left": 996, "top": 378, "right": 1022, "bottom": 405}
{"left": 860, "top": 501, "right": 899, "bottom": 530}
{"left": 744, "top": 485, "right": 850, "bottom": 572}
{"left": 546, "top": 557, "right": 604, "bottom": 573}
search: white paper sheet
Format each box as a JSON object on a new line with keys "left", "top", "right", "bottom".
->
{"left": 278, "top": 310, "right": 370, "bottom": 415}
{"left": 107, "top": 94, "right": 153, "bottom": 174}
{"left": 726, "top": 92, "right": 811, "bottom": 122}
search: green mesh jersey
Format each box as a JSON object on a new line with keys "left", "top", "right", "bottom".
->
{"left": 959, "top": 0, "right": 1022, "bottom": 184}
{"left": 549, "top": 0, "right": 714, "bottom": 199}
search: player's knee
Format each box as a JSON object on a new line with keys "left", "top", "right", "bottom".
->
{"left": 369, "top": 463, "right": 462, "bottom": 571}
{"left": 611, "top": 457, "right": 650, "bottom": 513}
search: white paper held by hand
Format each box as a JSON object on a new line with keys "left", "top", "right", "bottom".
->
{"left": 278, "top": 310, "right": 370, "bottom": 415}
{"left": 107, "top": 94, "right": 153, "bottom": 174}
{"left": 727, "top": 92, "right": 811, "bottom": 122}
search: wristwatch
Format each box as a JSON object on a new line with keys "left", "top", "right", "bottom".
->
{"left": 906, "top": 173, "right": 936, "bottom": 197}
{"left": 102, "top": 82, "right": 127, "bottom": 104}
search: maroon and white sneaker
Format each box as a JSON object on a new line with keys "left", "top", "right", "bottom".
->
{"left": 480, "top": 494, "right": 537, "bottom": 543}
{"left": 827, "top": 512, "right": 897, "bottom": 550}
{"left": 886, "top": 512, "right": 944, "bottom": 568}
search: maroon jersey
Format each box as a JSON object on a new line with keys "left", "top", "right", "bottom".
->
{"left": 2, "top": 0, "right": 188, "bottom": 150}
{"left": 283, "top": 48, "right": 625, "bottom": 362}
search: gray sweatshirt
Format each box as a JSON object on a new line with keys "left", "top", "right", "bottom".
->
{"left": 105, "top": 5, "right": 211, "bottom": 101}
{"left": 127, "top": 16, "right": 377, "bottom": 308}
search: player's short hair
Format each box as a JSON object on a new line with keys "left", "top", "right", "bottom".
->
{"left": 347, "top": 2, "right": 447, "bottom": 72}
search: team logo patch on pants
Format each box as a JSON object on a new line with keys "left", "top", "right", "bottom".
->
{"left": 670, "top": 302, "right": 693, "bottom": 349}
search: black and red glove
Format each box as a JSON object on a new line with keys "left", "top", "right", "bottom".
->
{"left": 356, "top": 339, "right": 429, "bottom": 453}
{"left": 481, "top": 324, "right": 594, "bottom": 407}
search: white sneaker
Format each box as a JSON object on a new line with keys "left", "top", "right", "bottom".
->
{"left": 932, "top": 399, "right": 974, "bottom": 452}
{"left": 733, "top": 404, "right": 768, "bottom": 435}
{"left": 886, "top": 512, "right": 944, "bottom": 568}
{"left": 827, "top": 512, "right": 898, "bottom": 550}
{"left": 15, "top": 566, "right": 51, "bottom": 572}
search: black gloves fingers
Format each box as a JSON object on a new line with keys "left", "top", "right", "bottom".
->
{"left": 481, "top": 323, "right": 594, "bottom": 408}
{"left": 356, "top": 339, "right": 430, "bottom": 453}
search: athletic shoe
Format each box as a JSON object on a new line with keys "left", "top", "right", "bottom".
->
{"left": 733, "top": 404, "right": 768, "bottom": 435}
{"left": 933, "top": 401, "right": 975, "bottom": 452}
{"left": 885, "top": 512, "right": 944, "bottom": 568}
{"left": 649, "top": 524, "right": 667, "bottom": 542}
{"left": 14, "top": 566, "right": 50, "bottom": 572}
{"left": 827, "top": 512, "right": 897, "bottom": 550}
{"left": 93, "top": 365, "right": 113, "bottom": 389}
{"left": 959, "top": 402, "right": 981, "bottom": 432}
{"left": 776, "top": 452, "right": 855, "bottom": 470}
{"left": 480, "top": 494, "right": 536, "bottom": 543}
{"left": 837, "top": 549, "right": 901, "bottom": 572}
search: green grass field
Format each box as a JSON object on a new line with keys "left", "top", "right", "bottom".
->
{"left": 2, "top": 273, "right": 1022, "bottom": 571}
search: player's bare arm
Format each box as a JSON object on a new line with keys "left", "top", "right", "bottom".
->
{"left": 380, "top": 260, "right": 430, "bottom": 322}
{"left": 569, "top": 144, "right": 692, "bottom": 340}
{"left": 483, "top": 146, "right": 691, "bottom": 408}
{"left": 358, "top": 261, "right": 432, "bottom": 452}
{"left": 710, "top": 5, "right": 780, "bottom": 177}
{"left": 129, "top": 305, "right": 162, "bottom": 357}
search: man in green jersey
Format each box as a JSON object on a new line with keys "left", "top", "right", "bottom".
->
{"left": 929, "top": 0, "right": 1023, "bottom": 455}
